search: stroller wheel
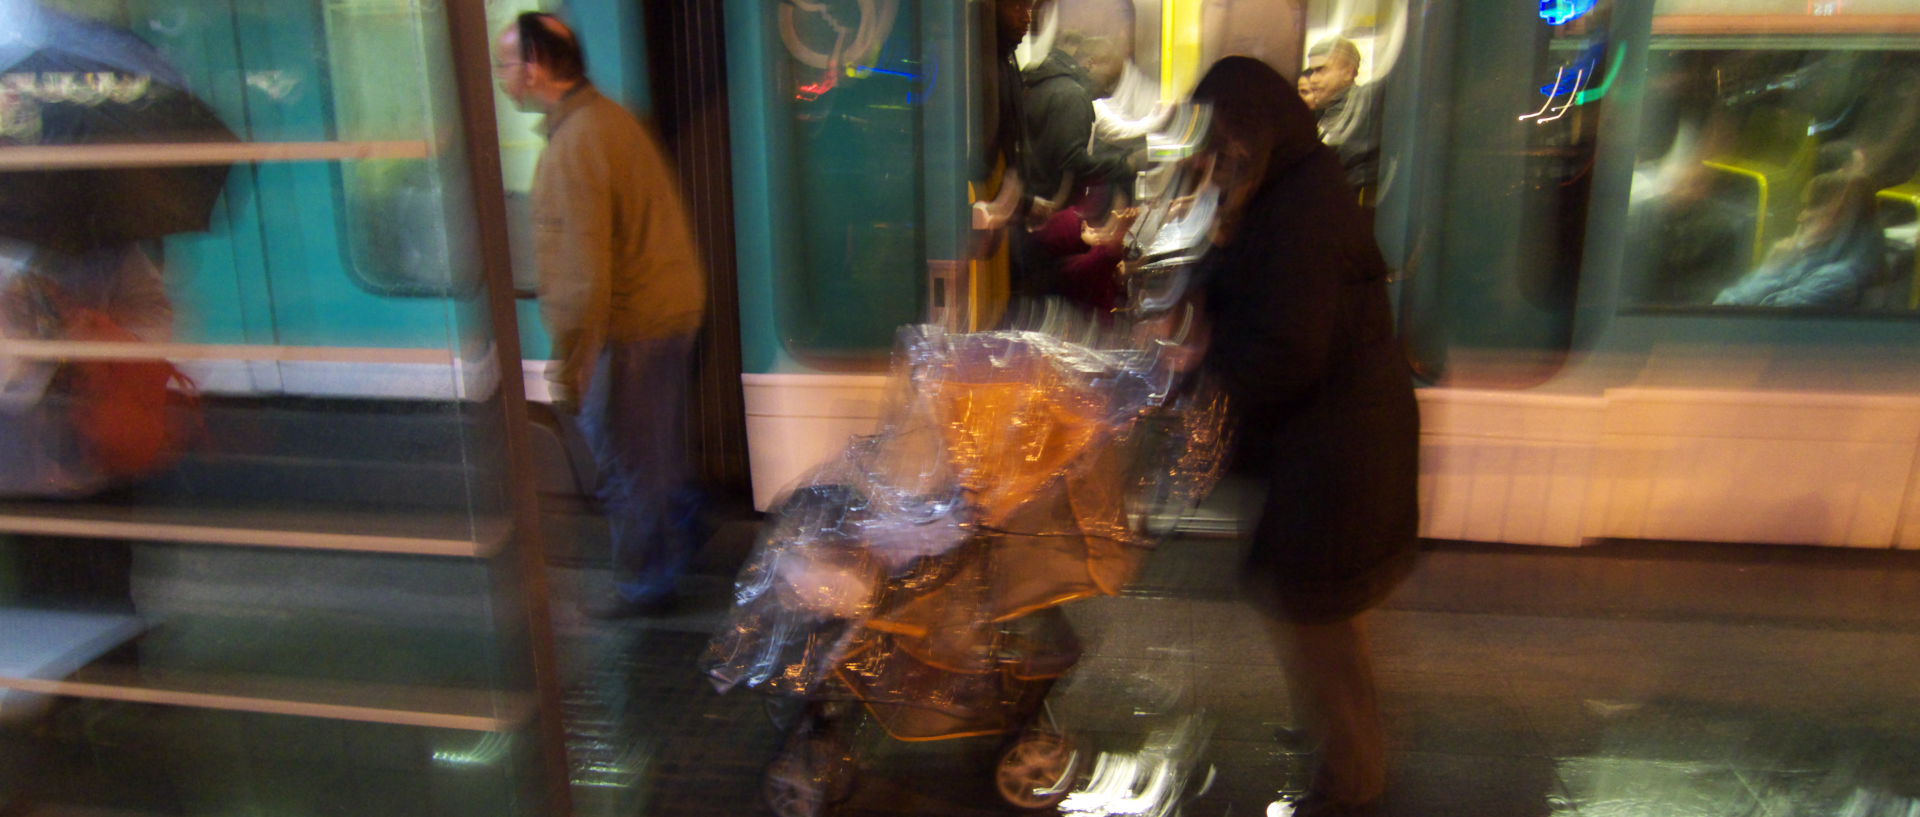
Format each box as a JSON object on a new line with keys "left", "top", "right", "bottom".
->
{"left": 763, "top": 694, "right": 805, "bottom": 731}
{"left": 762, "top": 728, "right": 856, "bottom": 817}
{"left": 995, "top": 731, "right": 1080, "bottom": 810}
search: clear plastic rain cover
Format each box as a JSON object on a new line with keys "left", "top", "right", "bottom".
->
{"left": 703, "top": 326, "right": 1226, "bottom": 741}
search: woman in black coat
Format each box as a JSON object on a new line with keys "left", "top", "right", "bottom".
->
{"left": 1189, "top": 56, "right": 1420, "bottom": 813}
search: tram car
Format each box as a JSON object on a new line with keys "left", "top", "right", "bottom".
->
{"left": 730, "top": 0, "right": 1920, "bottom": 552}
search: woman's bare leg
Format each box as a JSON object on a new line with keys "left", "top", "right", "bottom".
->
{"left": 1273, "top": 611, "right": 1388, "bottom": 806}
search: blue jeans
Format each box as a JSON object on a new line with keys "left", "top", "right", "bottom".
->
{"left": 573, "top": 333, "right": 700, "bottom": 603}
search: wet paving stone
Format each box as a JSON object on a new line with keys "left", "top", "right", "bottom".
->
{"left": 1554, "top": 756, "right": 1763, "bottom": 817}
{"left": 553, "top": 537, "right": 1920, "bottom": 817}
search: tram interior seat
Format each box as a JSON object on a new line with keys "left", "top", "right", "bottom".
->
{"left": 1700, "top": 107, "right": 1819, "bottom": 269}
{"left": 1857, "top": 241, "right": 1908, "bottom": 310}
{"left": 1876, "top": 176, "right": 1920, "bottom": 309}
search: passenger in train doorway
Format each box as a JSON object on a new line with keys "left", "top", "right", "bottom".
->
{"left": 1189, "top": 56, "right": 1421, "bottom": 816}
{"left": 1016, "top": 31, "right": 1142, "bottom": 311}
{"left": 1298, "top": 72, "right": 1320, "bottom": 112}
{"left": 495, "top": 13, "right": 708, "bottom": 618}
{"left": 1303, "top": 37, "right": 1382, "bottom": 202}
{"left": 961, "top": 0, "right": 1032, "bottom": 320}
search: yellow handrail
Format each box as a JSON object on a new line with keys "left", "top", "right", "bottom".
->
{"left": 1160, "top": 0, "right": 1203, "bottom": 103}
{"left": 1701, "top": 159, "right": 1771, "bottom": 265}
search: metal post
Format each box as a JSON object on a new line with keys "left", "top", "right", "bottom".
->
{"left": 439, "top": 1, "right": 573, "bottom": 814}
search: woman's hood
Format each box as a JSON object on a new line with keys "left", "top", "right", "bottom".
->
{"left": 1191, "top": 55, "right": 1324, "bottom": 182}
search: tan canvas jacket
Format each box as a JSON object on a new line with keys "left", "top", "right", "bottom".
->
{"left": 533, "top": 84, "right": 706, "bottom": 404}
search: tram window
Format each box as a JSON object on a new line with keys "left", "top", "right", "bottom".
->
{"left": 326, "top": 0, "right": 477, "bottom": 298}
{"left": 1623, "top": 48, "right": 1920, "bottom": 312}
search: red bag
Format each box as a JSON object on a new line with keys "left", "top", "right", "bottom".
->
{"left": 18, "top": 271, "right": 200, "bottom": 480}
{"left": 59, "top": 306, "right": 199, "bottom": 477}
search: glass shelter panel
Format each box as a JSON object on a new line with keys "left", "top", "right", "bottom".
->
{"left": 0, "top": 0, "right": 558, "bottom": 813}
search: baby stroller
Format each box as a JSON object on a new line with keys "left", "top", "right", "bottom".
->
{"left": 703, "top": 326, "right": 1226, "bottom": 817}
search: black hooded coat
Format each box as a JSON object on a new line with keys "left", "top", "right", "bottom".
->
{"left": 1193, "top": 57, "right": 1420, "bottom": 624}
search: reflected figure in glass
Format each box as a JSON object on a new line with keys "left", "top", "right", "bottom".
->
{"left": 0, "top": 1, "right": 226, "bottom": 498}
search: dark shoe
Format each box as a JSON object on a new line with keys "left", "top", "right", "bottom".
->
{"left": 584, "top": 592, "right": 679, "bottom": 620}
{"left": 1281, "top": 790, "right": 1382, "bottom": 817}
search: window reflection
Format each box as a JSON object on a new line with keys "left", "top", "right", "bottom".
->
{"left": 327, "top": 0, "right": 472, "bottom": 297}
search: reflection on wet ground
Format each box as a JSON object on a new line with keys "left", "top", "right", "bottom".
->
{"left": 553, "top": 522, "right": 1920, "bottom": 817}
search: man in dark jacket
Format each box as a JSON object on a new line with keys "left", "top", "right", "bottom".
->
{"left": 1021, "top": 41, "right": 1136, "bottom": 214}
{"left": 1015, "top": 38, "right": 1137, "bottom": 301}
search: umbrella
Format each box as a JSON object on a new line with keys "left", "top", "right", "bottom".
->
{"left": 0, "top": 0, "right": 238, "bottom": 255}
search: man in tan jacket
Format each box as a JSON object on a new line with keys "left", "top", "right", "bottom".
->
{"left": 496, "top": 13, "right": 706, "bottom": 617}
